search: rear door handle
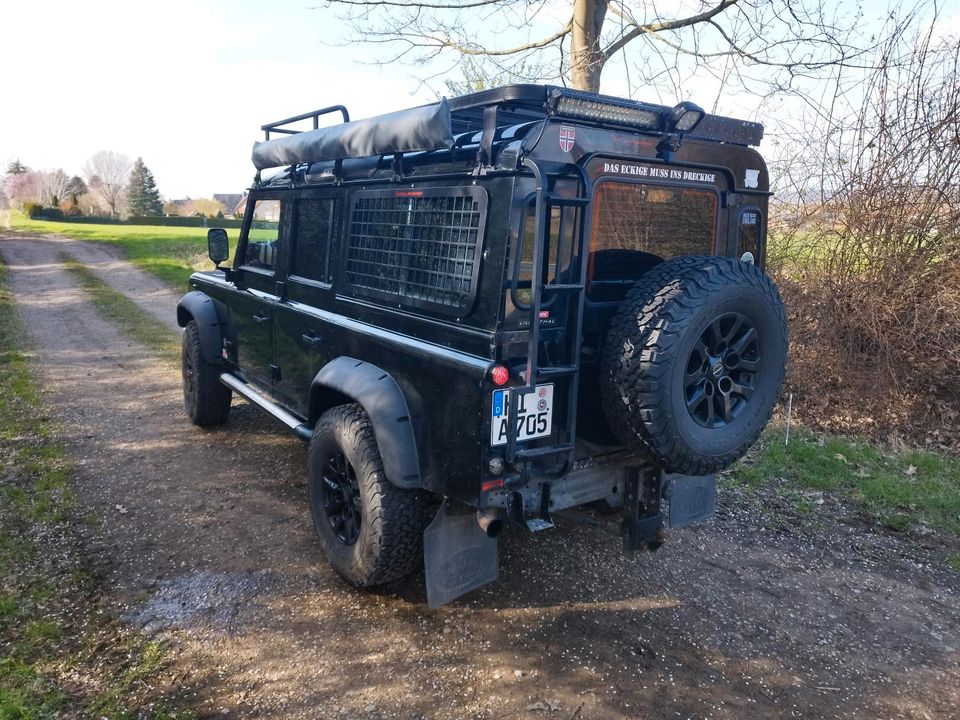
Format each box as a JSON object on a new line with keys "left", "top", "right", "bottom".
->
{"left": 301, "top": 332, "right": 322, "bottom": 348}
{"left": 252, "top": 313, "right": 270, "bottom": 325}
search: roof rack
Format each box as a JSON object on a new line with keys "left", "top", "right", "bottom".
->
{"left": 251, "top": 84, "right": 764, "bottom": 174}
{"left": 444, "top": 84, "right": 763, "bottom": 147}
{"left": 261, "top": 105, "right": 350, "bottom": 140}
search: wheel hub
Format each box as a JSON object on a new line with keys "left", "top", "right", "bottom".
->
{"left": 320, "top": 450, "right": 362, "bottom": 545}
{"left": 684, "top": 312, "right": 762, "bottom": 429}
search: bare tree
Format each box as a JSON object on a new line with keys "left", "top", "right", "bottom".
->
{"left": 37, "top": 169, "right": 71, "bottom": 207}
{"left": 83, "top": 150, "right": 131, "bottom": 218}
{"left": 320, "top": 0, "right": 898, "bottom": 95}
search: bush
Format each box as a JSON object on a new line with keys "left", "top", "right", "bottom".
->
{"left": 35, "top": 207, "right": 64, "bottom": 221}
{"left": 769, "top": 30, "right": 960, "bottom": 448}
{"left": 126, "top": 215, "right": 243, "bottom": 229}
{"left": 23, "top": 202, "right": 41, "bottom": 218}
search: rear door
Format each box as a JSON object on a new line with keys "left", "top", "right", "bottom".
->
{"left": 273, "top": 189, "right": 338, "bottom": 415}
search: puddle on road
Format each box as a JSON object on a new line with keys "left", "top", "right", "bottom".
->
{"left": 130, "top": 570, "right": 282, "bottom": 635}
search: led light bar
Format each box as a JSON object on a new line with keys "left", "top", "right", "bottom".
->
{"left": 548, "top": 90, "right": 663, "bottom": 130}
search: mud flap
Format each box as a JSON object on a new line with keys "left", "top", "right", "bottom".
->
{"left": 667, "top": 474, "right": 716, "bottom": 528}
{"left": 424, "top": 500, "right": 498, "bottom": 608}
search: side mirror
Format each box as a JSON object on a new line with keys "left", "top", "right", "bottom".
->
{"left": 207, "top": 228, "right": 229, "bottom": 265}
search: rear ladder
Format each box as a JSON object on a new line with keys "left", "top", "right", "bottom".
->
{"left": 505, "top": 159, "right": 592, "bottom": 478}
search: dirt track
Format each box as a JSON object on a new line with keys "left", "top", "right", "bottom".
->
{"left": 2, "top": 232, "right": 959, "bottom": 720}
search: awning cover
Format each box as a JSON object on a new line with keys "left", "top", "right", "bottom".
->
{"left": 252, "top": 99, "right": 455, "bottom": 170}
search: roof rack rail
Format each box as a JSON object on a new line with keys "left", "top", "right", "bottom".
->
{"left": 261, "top": 105, "right": 350, "bottom": 140}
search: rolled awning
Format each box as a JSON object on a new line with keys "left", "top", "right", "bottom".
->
{"left": 251, "top": 99, "right": 455, "bottom": 170}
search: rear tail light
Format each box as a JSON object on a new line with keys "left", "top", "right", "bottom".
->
{"left": 490, "top": 365, "right": 509, "bottom": 386}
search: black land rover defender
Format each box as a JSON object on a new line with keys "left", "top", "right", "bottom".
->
{"left": 177, "top": 85, "right": 787, "bottom": 606}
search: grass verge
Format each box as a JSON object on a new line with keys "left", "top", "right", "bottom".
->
{"left": 7, "top": 212, "right": 232, "bottom": 289}
{"left": 730, "top": 424, "right": 960, "bottom": 536}
{"left": 0, "top": 261, "right": 195, "bottom": 719}
{"left": 62, "top": 257, "right": 181, "bottom": 365}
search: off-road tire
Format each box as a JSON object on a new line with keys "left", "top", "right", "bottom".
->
{"left": 600, "top": 256, "right": 788, "bottom": 475}
{"left": 308, "top": 404, "right": 427, "bottom": 587}
{"left": 181, "top": 320, "right": 232, "bottom": 426}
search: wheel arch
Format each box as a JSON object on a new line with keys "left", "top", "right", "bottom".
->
{"left": 176, "top": 291, "right": 225, "bottom": 365}
{"left": 308, "top": 357, "right": 422, "bottom": 490}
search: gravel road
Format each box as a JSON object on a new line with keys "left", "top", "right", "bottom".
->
{"left": 1, "top": 233, "right": 958, "bottom": 720}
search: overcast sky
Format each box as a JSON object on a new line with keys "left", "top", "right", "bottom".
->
{"left": 3, "top": 0, "right": 958, "bottom": 199}
{"left": 0, "top": 0, "right": 442, "bottom": 198}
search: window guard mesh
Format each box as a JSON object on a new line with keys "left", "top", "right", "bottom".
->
{"left": 345, "top": 188, "right": 487, "bottom": 314}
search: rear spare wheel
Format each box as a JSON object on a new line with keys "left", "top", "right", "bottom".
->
{"left": 600, "top": 256, "right": 788, "bottom": 475}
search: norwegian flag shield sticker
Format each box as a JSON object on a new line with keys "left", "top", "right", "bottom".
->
{"left": 559, "top": 126, "right": 576, "bottom": 152}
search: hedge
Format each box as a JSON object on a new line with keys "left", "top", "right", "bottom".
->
{"left": 28, "top": 208, "right": 242, "bottom": 228}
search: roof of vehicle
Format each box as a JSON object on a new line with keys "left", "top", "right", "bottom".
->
{"left": 251, "top": 84, "right": 765, "bottom": 175}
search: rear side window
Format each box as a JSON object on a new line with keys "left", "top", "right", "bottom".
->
{"left": 291, "top": 197, "right": 335, "bottom": 283}
{"left": 589, "top": 182, "right": 717, "bottom": 301}
{"left": 738, "top": 208, "right": 763, "bottom": 263}
{"left": 344, "top": 187, "right": 488, "bottom": 315}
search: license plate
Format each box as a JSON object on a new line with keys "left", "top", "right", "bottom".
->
{"left": 490, "top": 384, "right": 554, "bottom": 447}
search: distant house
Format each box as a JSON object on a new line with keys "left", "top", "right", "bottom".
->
{"left": 213, "top": 193, "right": 243, "bottom": 218}
{"left": 168, "top": 198, "right": 193, "bottom": 215}
{"left": 233, "top": 193, "right": 249, "bottom": 219}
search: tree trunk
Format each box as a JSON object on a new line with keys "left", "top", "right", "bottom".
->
{"left": 570, "top": 0, "right": 609, "bottom": 92}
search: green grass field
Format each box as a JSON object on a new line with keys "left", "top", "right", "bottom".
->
{"left": 730, "top": 425, "right": 960, "bottom": 535}
{"left": 7, "top": 212, "right": 234, "bottom": 289}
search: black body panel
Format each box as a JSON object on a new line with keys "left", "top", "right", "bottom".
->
{"left": 185, "top": 83, "right": 770, "bottom": 506}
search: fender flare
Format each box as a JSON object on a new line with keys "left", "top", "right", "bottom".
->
{"left": 176, "top": 291, "right": 225, "bottom": 365}
{"left": 309, "top": 357, "right": 422, "bottom": 489}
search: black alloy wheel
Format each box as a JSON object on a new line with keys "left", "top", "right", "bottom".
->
{"left": 181, "top": 319, "right": 232, "bottom": 426}
{"left": 307, "top": 403, "right": 428, "bottom": 586}
{"left": 684, "top": 312, "right": 761, "bottom": 428}
{"left": 319, "top": 449, "right": 363, "bottom": 546}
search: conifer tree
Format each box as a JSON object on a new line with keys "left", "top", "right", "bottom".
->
{"left": 5, "top": 159, "right": 27, "bottom": 176}
{"left": 126, "top": 157, "right": 163, "bottom": 216}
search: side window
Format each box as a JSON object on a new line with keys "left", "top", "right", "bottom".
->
{"left": 738, "top": 208, "right": 763, "bottom": 262}
{"left": 243, "top": 199, "right": 282, "bottom": 271}
{"left": 290, "top": 197, "right": 335, "bottom": 283}
{"left": 512, "top": 179, "right": 580, "bottom": 307}
{"left": 344, "top": 188, "right": 487, "bottom": 315}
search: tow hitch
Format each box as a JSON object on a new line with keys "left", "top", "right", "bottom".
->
{"left": 622, "top": 467, "right": 666, "bottom": 552}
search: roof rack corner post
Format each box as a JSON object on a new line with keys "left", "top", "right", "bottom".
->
{"left": 392, "top": 152, "right": 405, "bottom": 181}
{"left": 477, "top": 105, "right": 498, "bottom": 168}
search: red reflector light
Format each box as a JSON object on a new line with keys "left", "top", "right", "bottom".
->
{"left": 490, "top": 365, "right": 509, "bottom": 386}
{"left": 481, "top": 478, "right": 505, "bottom": 492}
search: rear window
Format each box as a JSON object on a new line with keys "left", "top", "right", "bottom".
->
{"left": 589, "top": 182, "right": 717, "bottom": 301}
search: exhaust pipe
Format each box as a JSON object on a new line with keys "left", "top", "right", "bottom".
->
{"left": 477, "top": 510, "right": 504, "bottom": 538}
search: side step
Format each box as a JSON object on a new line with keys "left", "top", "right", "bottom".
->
{"left": 219, "top": 373, "right": 313, "bottom": 441}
